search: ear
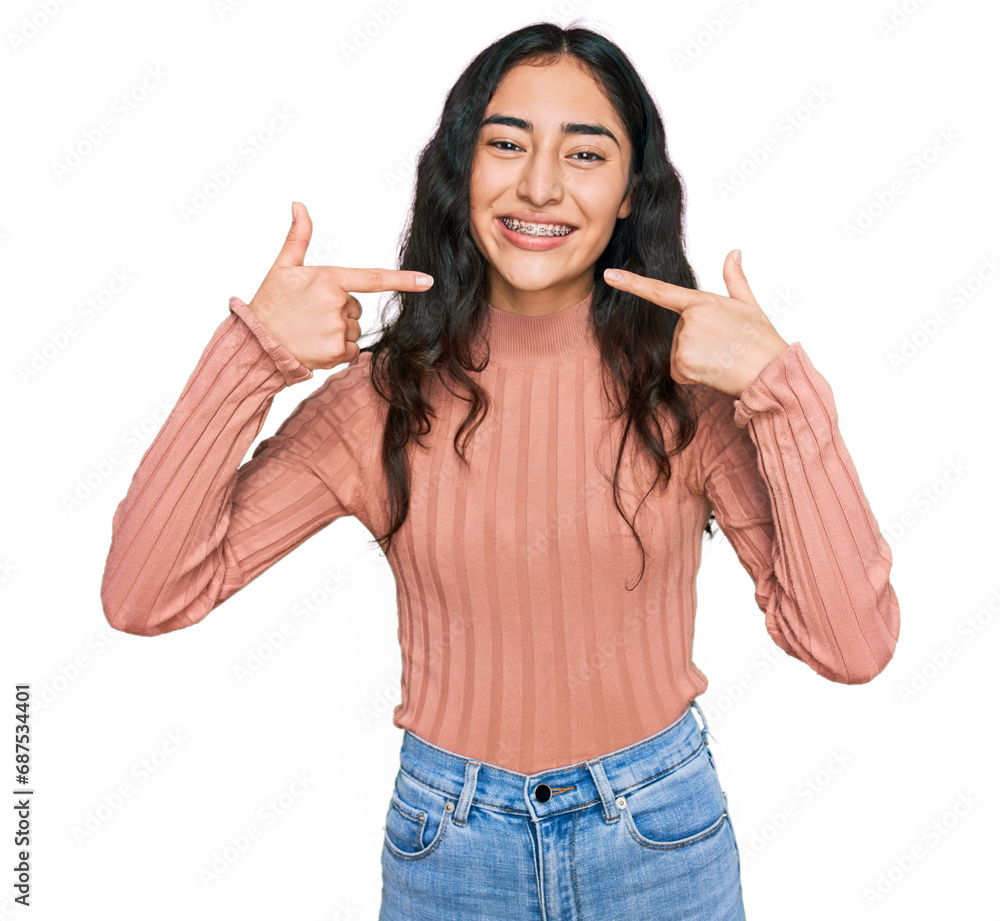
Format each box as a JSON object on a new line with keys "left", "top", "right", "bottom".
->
{"left": 617, "top": 182, "right": 633, "bottom": 220}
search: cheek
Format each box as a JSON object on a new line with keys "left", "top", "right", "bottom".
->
{"left": 598, "top": 185, "right": 631, "bottom": 231}
{"left": 591, "top": 180, "right": 629, "bottom": 218}
{"left": 577, "top": 194, "right": 622, "bottom": 241}
{"left": 469, "top": 151, "right": 498, "bottom": 195}
{"left": 466, "top": 203, "right": 488, "bottom": 254}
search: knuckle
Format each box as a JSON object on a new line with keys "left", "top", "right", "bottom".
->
{"left": 319, "top": 266, "right": 340, "bottom": 288}
{"left": 327, "top": 285, "right": 349, "bottom": 309}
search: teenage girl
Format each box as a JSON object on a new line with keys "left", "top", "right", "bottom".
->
{"left": 102, "top": 22, "right": 899, "bottom": 920}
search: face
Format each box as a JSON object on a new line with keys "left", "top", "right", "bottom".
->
{"left": 468, "top": 55, "right": 634, "bottom": 316}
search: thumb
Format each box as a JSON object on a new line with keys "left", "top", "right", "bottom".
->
{"left": 273, "top": 201, "right": 312, "bottom": 268}
{"left": 723, "top": 248, "right": 756, "bottom": 305}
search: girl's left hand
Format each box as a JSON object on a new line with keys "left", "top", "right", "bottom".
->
{"left": 603, "top": 250, "right": 790, "bottom": 399}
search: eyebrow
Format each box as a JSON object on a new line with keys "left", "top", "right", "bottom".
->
{"left": 480, "top": 113, "right": 620, "bottom": 148}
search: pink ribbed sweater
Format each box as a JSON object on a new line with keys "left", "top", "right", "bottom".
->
{"left": 101, "top": 288, "right": 899, "bottom": 774}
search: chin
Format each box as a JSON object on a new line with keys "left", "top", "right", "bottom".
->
{"left": 495, "top": 270, "right": 573, "bottom": 294}
{"left": 496, "top": 256, "right": 583, "bottom": 286}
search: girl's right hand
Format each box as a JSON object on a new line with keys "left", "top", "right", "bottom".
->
{"left": 246, "top": 201, "right": 435, "bottom": 370}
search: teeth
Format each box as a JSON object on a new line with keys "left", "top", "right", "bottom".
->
{"left": 501, "top": 217, "right": 575, "bottom": 237}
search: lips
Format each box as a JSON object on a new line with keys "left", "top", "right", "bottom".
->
{"left": 495, "top": 216, "right": 578, "bottom": 251}
{"left": 498, "top": 215, "right": 577, "bottom": 233}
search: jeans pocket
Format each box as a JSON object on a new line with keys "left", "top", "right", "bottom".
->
{"left": 382, "top": 769, "right": 453, "bottom": 860}
{"left": 619, "top": 744, "right": 728, "bottom": 850}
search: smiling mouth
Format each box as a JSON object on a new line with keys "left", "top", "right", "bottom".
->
{"left": 499, "top": 216, "right": 577, "bottom": 237}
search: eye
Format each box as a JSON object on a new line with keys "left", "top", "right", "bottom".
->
{"left": 485, "top": 140, "right": 605, "bottom": 162}
{"left": 570, "top": 150, "right": 605, "bottom": 162}
{"left": 487, "top": 140, "right": 523, "bottom": 152}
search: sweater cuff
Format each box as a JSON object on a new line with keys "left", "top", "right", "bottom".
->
{"left": 731, "top": 341, "right": 815, "bottom": 429}
{"left": 228, "top": 296, "right": 314, "bottom": 386}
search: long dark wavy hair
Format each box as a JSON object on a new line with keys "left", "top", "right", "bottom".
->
{"left": 359, "top": 21, "right": 717, "bottom": 590}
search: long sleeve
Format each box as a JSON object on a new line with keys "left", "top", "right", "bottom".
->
{"left": 101, "top": 296, "right": 372, "bottom": 636}
{"left": 693, "top": 341, "right": 900, "bottom": 684}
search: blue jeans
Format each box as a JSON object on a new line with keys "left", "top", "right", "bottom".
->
{"left": 379, "top": 700, "right": 746, "bottom": 920}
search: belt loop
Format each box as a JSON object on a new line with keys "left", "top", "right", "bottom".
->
{"left": 691, "top": 698, "right": 718, "bottom": 745}
{"left": 586, "top": 758, "right": 620, "bottom": 823}
{"left": 454, "top": 760, "right": 480, "bottom": 826}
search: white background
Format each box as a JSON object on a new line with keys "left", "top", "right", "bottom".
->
{"left": 2, "top": 0, "right": 998, "bottom": 918}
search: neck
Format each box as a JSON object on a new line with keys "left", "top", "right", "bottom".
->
{"left": 486, "top": 274, "right": 595, "bottom": 317}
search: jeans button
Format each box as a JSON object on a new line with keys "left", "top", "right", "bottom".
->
{"left": 534, "top": 783, "right": 551, "bottom": 803}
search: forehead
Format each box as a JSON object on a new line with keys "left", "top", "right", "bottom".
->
{"left": 486, "top": 57, "right": 624, "bottom": 130}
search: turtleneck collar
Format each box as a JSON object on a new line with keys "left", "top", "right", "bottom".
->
{"left": 477, "top": 288, "right": 597, "bottom": 368}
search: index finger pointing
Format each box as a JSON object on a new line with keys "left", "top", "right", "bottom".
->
{"left": 331, "top": 267, "right": 434, "bottom": 293}
{"left": 603, "top": 268, "right": 692, "bottom": 315}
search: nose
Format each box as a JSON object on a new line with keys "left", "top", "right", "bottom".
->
{"left": 516, "top": 144, "right": 563, "bottom": 207}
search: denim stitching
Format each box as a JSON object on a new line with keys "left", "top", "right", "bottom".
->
{"left": 571, "top": 808, "right": 584, "bottom": 919}
{"left": 617, "top": 741, "right": 708, "bottom": 799}
{"left": 387, "top": 794, "right": 428, "bottom": 850}
{"left": 383, "top": 800, "right": 452, "bottom": 862}
{"left": 623, "top": 807, "right": 728, "bottom": 852}
{"left": 398, "top": 740, "right": 705, "bottom": 820}
{"left": 398, "top": 714, "right": 703, "bottom": 820}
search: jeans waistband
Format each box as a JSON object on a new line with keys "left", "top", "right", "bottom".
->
{"left": 397, "top": 700, "right": 714, "bottom": 826}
